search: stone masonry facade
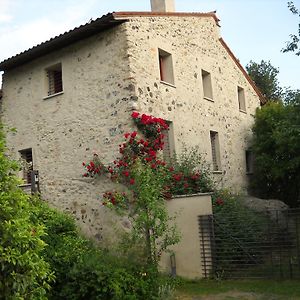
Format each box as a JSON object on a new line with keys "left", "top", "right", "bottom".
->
{"left": 0, "top": 13, "right": 261, "bottom": 240}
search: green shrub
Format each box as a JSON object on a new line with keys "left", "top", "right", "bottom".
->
{"left": 29, "top": 198, "right": 92, "bottom": 299}
{"left": 59, "top": 250, "right": 175, "bottom": 300}
{"left": 166, "top": 147, "right": 213, "bottom": 196}
{"left": 0, "top": 125, "right": 53, "bottom": 299}
{"left": 212, "top": 190, "right": 269, "bottom": 276}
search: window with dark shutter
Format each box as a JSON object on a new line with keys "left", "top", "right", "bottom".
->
{"left": 210, "top": 131, "right": 221, "bottom": 171}
{"left": 46, "top": 63, "right": 63, "bottom": 96}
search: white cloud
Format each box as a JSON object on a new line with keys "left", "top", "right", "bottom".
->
{"left": 0, "top": 0, "right": 14, "bottom": 23}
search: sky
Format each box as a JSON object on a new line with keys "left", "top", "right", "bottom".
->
{"left": 0, "top": 0, "right": 299, "bottom": 90}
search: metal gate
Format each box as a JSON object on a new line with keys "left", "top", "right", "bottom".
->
{"left": 199, "top": 209, "right": 300, "bottom": 279}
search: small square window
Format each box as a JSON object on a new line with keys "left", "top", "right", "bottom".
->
{"left": 238, "top": 86, "right": 246, "bottom": 112}
{"left": 19, "top": 148, "right": 33, "bottom": 184}
{"left": 210, "top": 131, "right": 221, "bottom": 171}
{"left": 46, "top": 63, "right": 63, "bottom": 96}
{"left": 245, "top": 150, "right": 254, "bottom": 174}
{"left": 158, "top": 49, "right": 175, "bottom": 85}
{"left": 201, "top": 69, "right": 213, "bottom": 100}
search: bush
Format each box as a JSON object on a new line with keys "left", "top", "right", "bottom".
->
{"left": 0, "top": 125, "right": 53, "bottom": 299}
{"left": 212, "top": 190, "right": 269, "bottom": 276}
{"left": 29, "top": 198, "right": 93, "bottom": 299}
{"left": 59, "top": 251, "right": 175, "bottom": 300}
{"left": 166, "top": 147, "right": 213, "bottom": 196}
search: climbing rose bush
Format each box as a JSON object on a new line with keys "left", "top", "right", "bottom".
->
{"left": 83, "top": 112, "right": 213, "bottom": 203}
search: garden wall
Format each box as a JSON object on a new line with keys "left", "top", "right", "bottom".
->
{"left": 160, "top": 193, "right": 212, "bottom": 279}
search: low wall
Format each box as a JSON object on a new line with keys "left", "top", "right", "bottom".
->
{"left": 160, "top": 193, "right": 212, "bottom": 279}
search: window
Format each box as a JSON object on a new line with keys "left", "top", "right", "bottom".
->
{"left": 245, "top": 150, "right": 254, "bottom": 174}
{"left": 19, "top": 148, "right": 33, "bottom": 184}
{"left": 237, "top": 86, "right": 246, "bottom": 112}
{"left": 158, "top": 49, "right": 175, "bottom": 85}
{"left": 201, "top": 69, "right": 213, "bottom": 100}
{"left": 210, "top": 131, "right": 221, "bottom": 171}
{"left": 46, "top": 63, "right": 63, "bottom": 96}
{"left": 162, "top": 121, "right": 175, "bottom": 161}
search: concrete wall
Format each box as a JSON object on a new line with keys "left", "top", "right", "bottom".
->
{"left": 160, "top": 193, "right": 213, "bottom": 279}
{"left": 123, "top": 15, "right": 261, "bottom": 192}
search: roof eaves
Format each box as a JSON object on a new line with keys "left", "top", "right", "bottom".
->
{"left": 219, "top": 38, "right": 266, "bottom": 105}
{"left": 0, "top": 13, "right": 125, "bottom": 71}
{"left": 113, "top": 11, "right": 220, "bottom": 26}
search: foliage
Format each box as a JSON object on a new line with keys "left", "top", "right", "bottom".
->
{"left": 246, "top": 60, "right": 283, "bottom": 101}
{"left": 57, "top": 250, "right": 176, "bottom": 300}
{"left": 212, "top": 190, "right": 269, "bottom": 276}
{"left": 283, "top": 87, "right": 300, "bottom": 105}
{"left": 0, "top": 125, "right": 53, "bottom": 299}
{"left": 165, "top": 147, "right": 213, "bottom": 197}
{"left": 251, "top": 101, "right": 300, "bottom": 207}
{"left": 282, "top": 1, "right": 300, "bottom": 56}
{"left": 29, "top": 198, "right": 92, "bottom": 299}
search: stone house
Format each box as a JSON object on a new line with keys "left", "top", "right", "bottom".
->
{"left": 0, "top": 0, "right": 263, "bottom": 242}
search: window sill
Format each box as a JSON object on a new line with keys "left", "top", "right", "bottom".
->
{"left": 212, "top": 170, "right": 223, "bottom": 174}
{"left": 19, "top": 183, "right": 31, "bottom": 187}
{"left": 160, "top": 81, "right": 176, "bottom": 88}
{"left": 43, "top": 91, "right": 64, "bottom": 100}
{"left": 204, "top": 96, "right": 214, "bottom": 102}
{"left": 239, "top": 109, "right": 247, "bottom": 114}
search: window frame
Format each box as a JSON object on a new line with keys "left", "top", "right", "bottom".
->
{"left": 19, "top": 148, "right": 33, "bottom": 184}
{"left": 245, "top": 149, "right": 254, "bottom": 174}
{"left": 44, "top": 63, "right": 63, "bottom": 99}
{"left": 237, "top": 86, "right": 246, "bottom": 112}
{"left": 158, "top": 48, "right": 175, "bottom": 86}
{"left": 201, "top": 69, "right": 213, "bottom": 101}
{"left": 210, "top": 131, "right": 222, "bottom": 172}
{"left": 161, "top": 121, "right": 175, "bottom": 161}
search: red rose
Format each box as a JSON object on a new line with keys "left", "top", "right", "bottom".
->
{"left": 124, "top": 132, "right": 130, "bottom": 139}
{"left": 123, "top": 171, "right": 130, "bottom": 177}
{"left": 131, "top": 111, "right": 139, "bottom": 118}
{"left": 130, "top": 178, "right": 135, "bottom": 185}
{"left": 131, "top": 131, "right": 137, "bottom": 138}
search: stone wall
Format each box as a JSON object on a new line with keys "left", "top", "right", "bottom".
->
{"left": 1, "top": 14, "right": 261, "bottom": 239}
{"left": 1, "top": 24, "right": 136, "bottom": 240}
{"left": 123, "top": 15, "right": 261, "bottom": 192}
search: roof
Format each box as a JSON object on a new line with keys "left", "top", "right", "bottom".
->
{"left": 219, "top": 38, "right": 266, "bottom": 104}
{"left": 114, "top": 11, "right": 220, "bottom": 24}
{"left": 0, "top": 11, "right": 263, "bottom": 103}
{"left": 0, "top": 13, "right": 124, "bottom": 71}
{"left": 0, "top": 11, "right": 219, "bottom": 71}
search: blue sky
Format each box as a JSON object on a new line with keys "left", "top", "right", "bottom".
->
{"left": 0, "top": 0, "right": 299, "bottom": 89}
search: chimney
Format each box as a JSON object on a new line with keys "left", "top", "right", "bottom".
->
{"left": 151, "top": 0, "right": 175, "bottom": 12}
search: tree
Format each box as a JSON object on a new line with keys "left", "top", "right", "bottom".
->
{"left": 282, "top": 1, "right": 300, "bottom": 56}
{"left": 0, "top": 125, "right": 54, "bottom": 298}
{"left": 251, "top": 102, "right": 300, "bottom": 207}
{"left": 246, "top": 60, "right": 283, "bottom": 101}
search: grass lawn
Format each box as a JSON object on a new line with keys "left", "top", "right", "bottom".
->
{"left": 175, "top": 279, "right": 300, "bottom": 299}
